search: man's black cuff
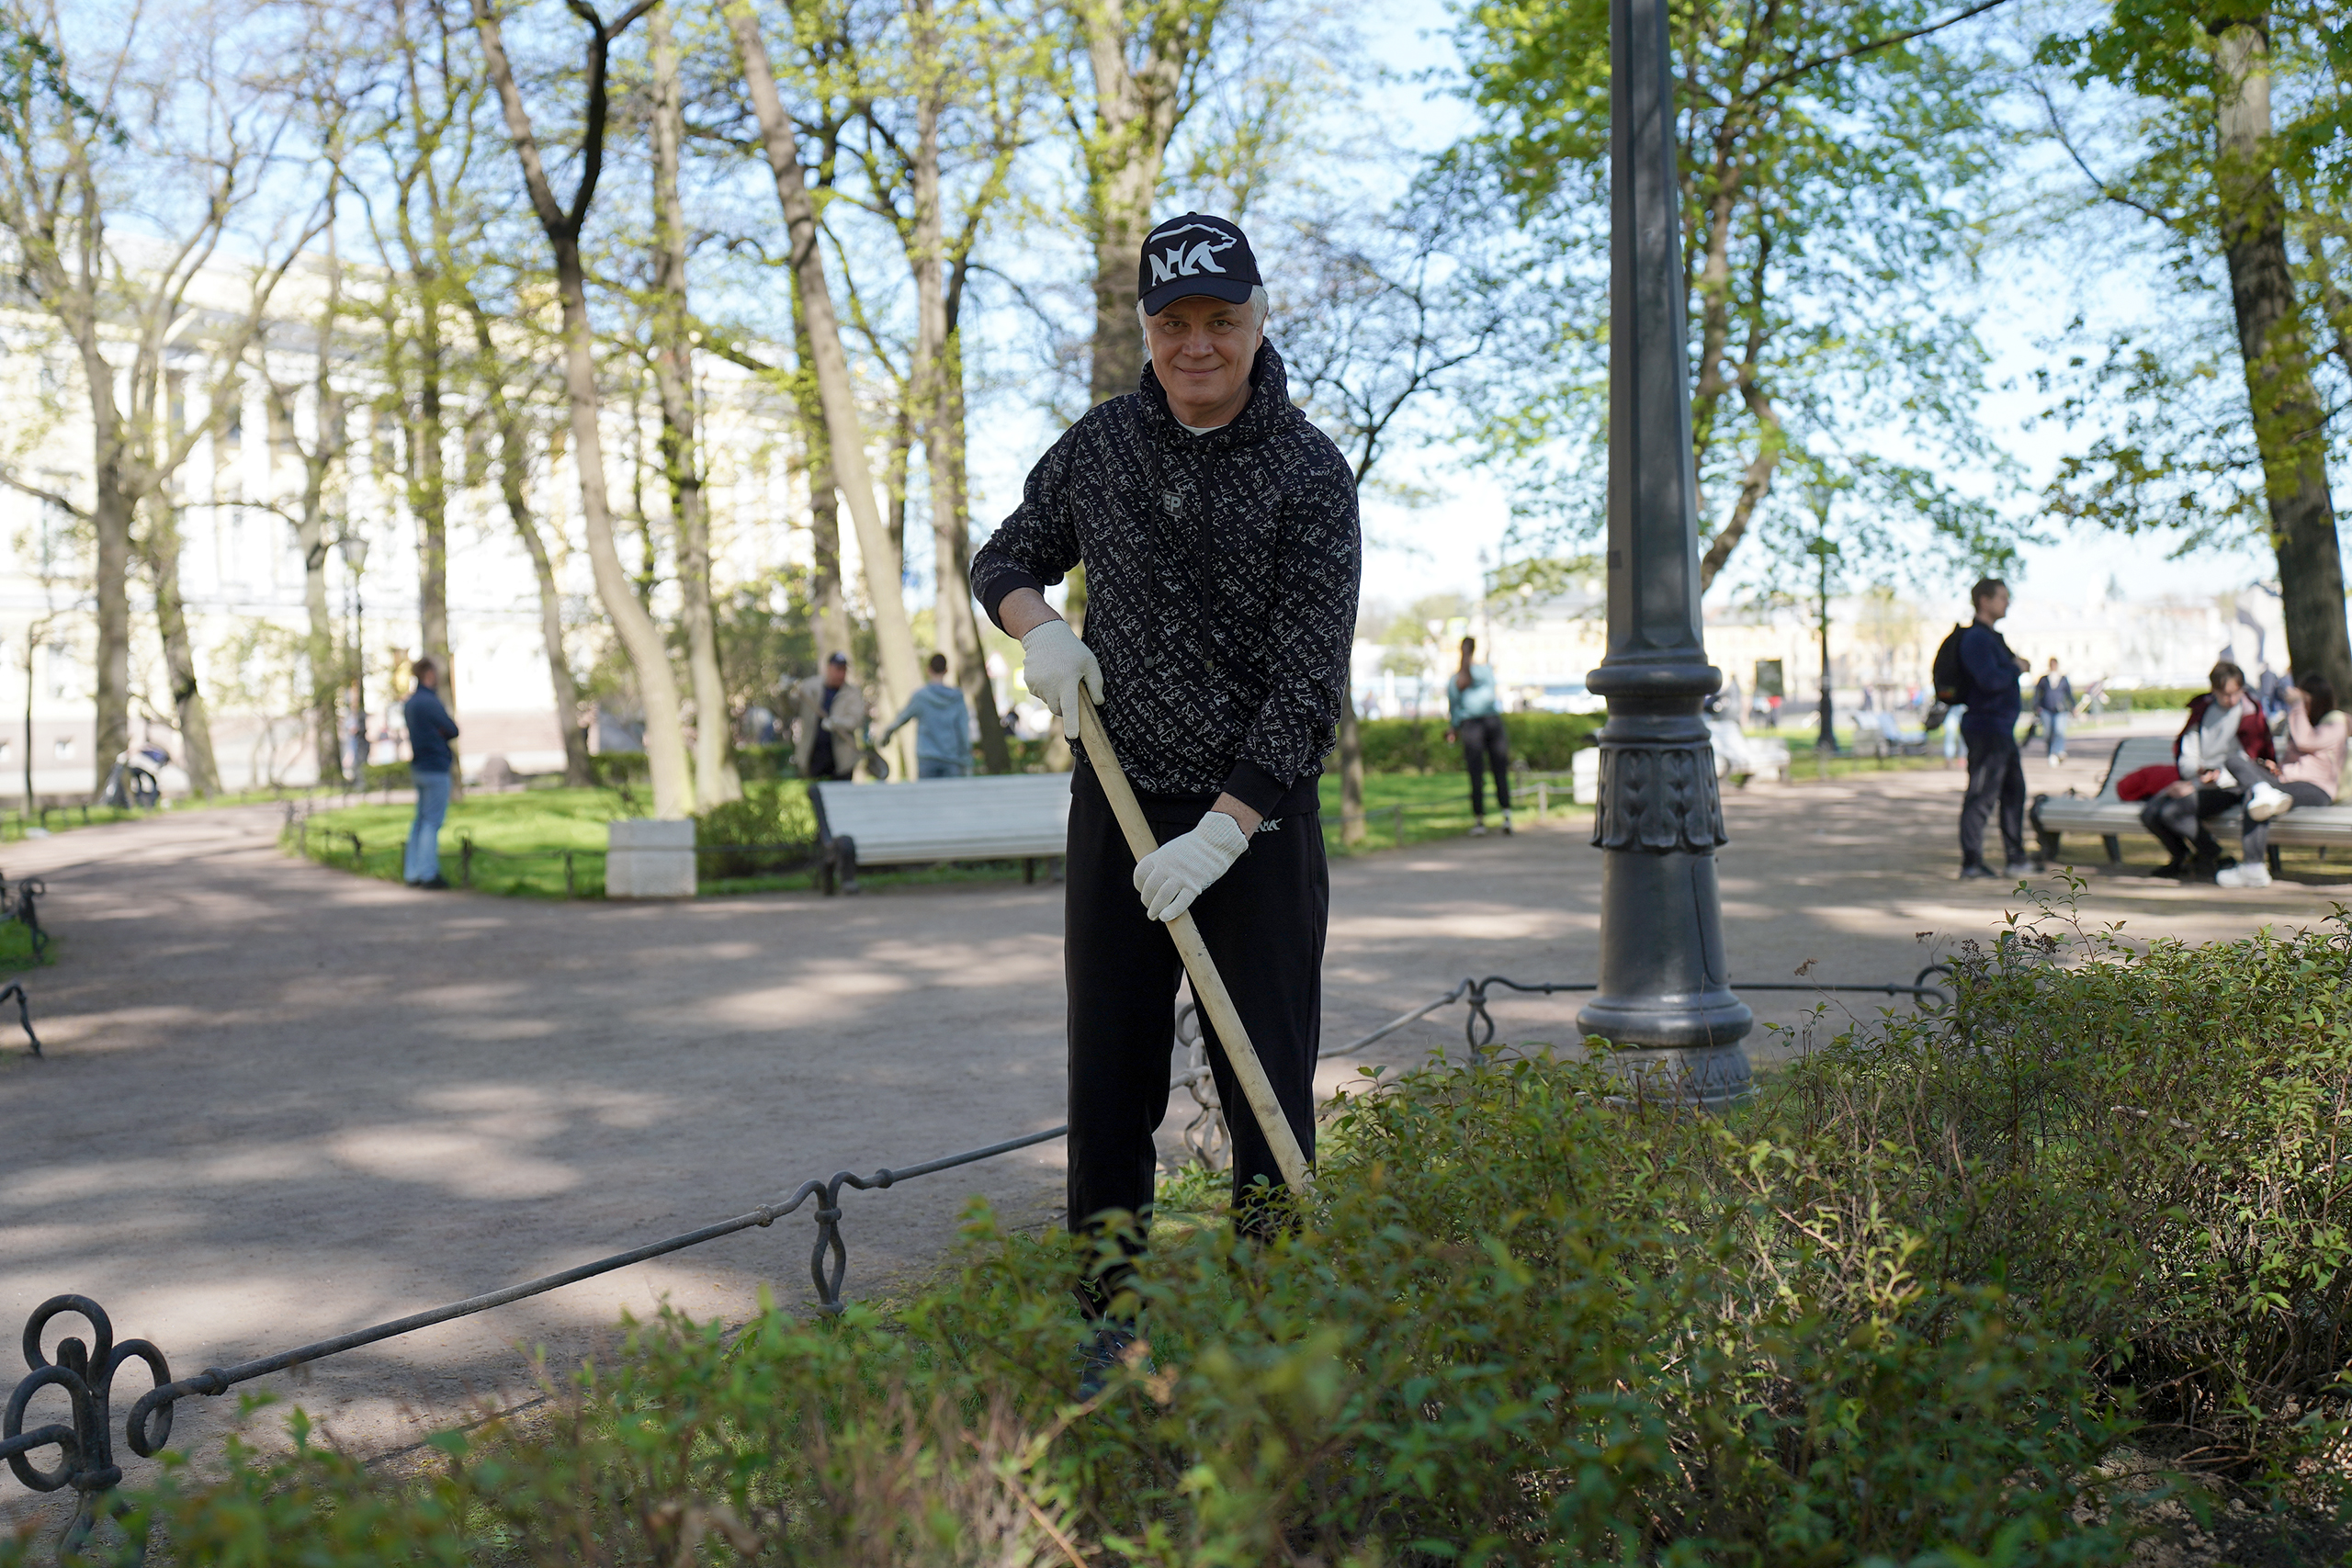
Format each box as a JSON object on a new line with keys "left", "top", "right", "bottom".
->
{"left": 1219, "top": 761, "right": 1289, "bottom": 819}
{"left": 979, "top": 569, "right": 1047, "bottom": 631}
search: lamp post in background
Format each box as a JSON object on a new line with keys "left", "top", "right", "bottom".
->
{"left": 1810, "top": 497, "right": 1839, "bottom": 757}
{"left": 339, "top": 533, "right": 368, "bottom": 786}
{"left": 1576, "top": 0, "right": 1753, "bottom": 1101}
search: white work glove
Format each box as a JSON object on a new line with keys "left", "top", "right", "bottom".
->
{"left": 1020, "top": 617, "right": 1103, "bottom": 721}
{"left": 1134, "top": 810, "right": 1251, "bottom": 922}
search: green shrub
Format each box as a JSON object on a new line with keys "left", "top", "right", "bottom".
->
{"left": 693, "top": 781, "right": 817, "bottom": 880}
{"left": 1357, "top": 712, "right": 1603, "bottom": 774}
{"left": 1779, "top": 888, "right": 2352, "bottom": 1486}
{"left": 2111, "top": 685, "right": 2203, "bottom": 713}
{"left": 59, "top": 897, "right": 2352, "bottom": 1564}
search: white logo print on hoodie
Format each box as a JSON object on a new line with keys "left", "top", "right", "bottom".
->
{"left": 1148, "top": 224, "right": 1238, "bottom": 286}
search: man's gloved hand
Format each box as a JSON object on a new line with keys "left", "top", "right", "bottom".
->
{"left": 1133, "top": 810, "right": 1251, "bottom": 922}
{"left": 1020, "top": 618, "right": 1103, "bottom": 721}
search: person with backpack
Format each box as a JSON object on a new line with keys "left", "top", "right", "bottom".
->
{"left": 1944, "top": 578, "right": 2031, "bottom": 880}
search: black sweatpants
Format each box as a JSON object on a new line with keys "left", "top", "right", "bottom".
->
{"left": 1064, "top": 761, "right": 1327, "bottom": 1315}
{"left": 1457, "top": 714, "right": 1511, "bottom": 817}
{"left": 1959, "top": 726, "right": 2026, "bottom": 867}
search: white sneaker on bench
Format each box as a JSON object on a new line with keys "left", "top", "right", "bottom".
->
{"left": 2247, "top": 783, "right": 2295, "bottom": 821}
{"left": 2216, "top": 862, "right": 2272, "bottom": 888}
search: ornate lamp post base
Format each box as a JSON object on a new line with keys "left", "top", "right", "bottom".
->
{"left": 1577, "top": 697, "right": 1752, "bottom": 1104}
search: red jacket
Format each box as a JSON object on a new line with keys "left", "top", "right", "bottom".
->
{"left": 2174, "top": 693, "right": 2276, "bottom": 772}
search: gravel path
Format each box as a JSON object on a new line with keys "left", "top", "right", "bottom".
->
{"left": 3, "top": 742, "right": 2331, "bottom": 1536}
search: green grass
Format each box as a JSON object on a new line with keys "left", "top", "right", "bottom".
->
{"left": 0, "top": 917, "right": 45, "bottom": 970}
{"left": 1316, "top": 769, "right": 1588, "bottom": 852}
{"left": 293, "top": 771, "right": 1595, "bottom": 898}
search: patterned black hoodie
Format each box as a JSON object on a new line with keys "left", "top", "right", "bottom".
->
{"left": 971, "top": 342, "right": 1361, "bottom": 817}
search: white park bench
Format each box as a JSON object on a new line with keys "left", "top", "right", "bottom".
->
{"left": 2031, "top": 733, "right": 2352, "bottom": 874}
{"left": 808, "top": 774, "right": 1071, "bottom": 895}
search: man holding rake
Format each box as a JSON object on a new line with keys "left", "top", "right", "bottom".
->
{"left": 972, "top": 212, "right": 1360, "bottom": 1390}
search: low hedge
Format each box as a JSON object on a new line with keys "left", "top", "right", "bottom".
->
{"left": 1357, "top": 711, "right": 1604, "bottom": 773}
{"left": 62, "top": 890, "right": 2352, "bottom": 1563}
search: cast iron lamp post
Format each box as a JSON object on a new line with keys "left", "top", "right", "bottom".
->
{"left": 1576, "top": 0, "right": 1754, "bottom": 1101}
{"left": 340, "top": 533, "right": 368, "bottom": 786}
{"left": 1812, "top": 527, "right": 1839, "bottom": 758}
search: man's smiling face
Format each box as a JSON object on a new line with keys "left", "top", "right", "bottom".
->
{"left": 1147, "top": 294, "right": 1261, "bottom": 427}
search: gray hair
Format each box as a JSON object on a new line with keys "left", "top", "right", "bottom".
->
{"left": 1137, "top": 285, "right": 1270, "bottom": 336}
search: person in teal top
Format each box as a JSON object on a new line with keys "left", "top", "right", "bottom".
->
{"left": 880, "top": 653, "right": 975, "bottom": 778}
{"left": 1444, "top": 636, "right": 1512, "bottom": 835}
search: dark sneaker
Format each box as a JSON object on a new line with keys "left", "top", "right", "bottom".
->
{"left": 2149, "top": 860, "right": 2189, "bottom": 880}
{"left": 1076, "top": 1322, "right": 1150, "bottom": 1401}
{"left": 420, "top": 875, "right": 451, "bottom": 890}
{"left": 1960, "top": 863, "right": 1996, "bottom": 880}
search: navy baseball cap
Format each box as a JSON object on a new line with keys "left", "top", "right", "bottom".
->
{"left": 1137, "top": 212, "right": 1260, "bottom": 315}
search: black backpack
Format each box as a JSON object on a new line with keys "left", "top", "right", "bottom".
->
{"left": 1924, "top": 623, "right": 1971, "bottom": 729}
{"left": 1930, "top": 624, "right": 1972, "bottom": 704}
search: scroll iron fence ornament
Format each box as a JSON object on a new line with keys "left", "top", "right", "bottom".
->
{"left": 1, "top": 968, "right": 1956, "bottom": 1546}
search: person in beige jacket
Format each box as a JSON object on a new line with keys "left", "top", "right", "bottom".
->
{"left": 790, "top": 652, "right": 867, "bottom": 780}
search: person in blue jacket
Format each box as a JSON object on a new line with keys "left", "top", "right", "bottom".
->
{"left": 879, "top": 653, "right": 975, "bottom": 779}
{"left": 402, "top": 657, "right": 459, "bottom": 889}
{"left": 1956, "top": 579, "right": 2030, "bottom": 879}
{"left": 1445, "top": 636, "right": 1511, "bottom": 836}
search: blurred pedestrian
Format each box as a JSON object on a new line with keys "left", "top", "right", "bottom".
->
{"left": 1445, "top": 636, "right": 1511, "bottom": 836}
{"left": 790, "top": 652, "right": 867, "bottom": 782}
{"left": 402, "top": 657, "right": 458, "bottom": 889}
{"left": 2033, "top": 658, "right": 2074, "bottom": 764}
{"left": 879, "top": 653, "right": 975, "bottom": 779}
{"left": 1955, "top": 578, "right": 2031, "bottom": 879}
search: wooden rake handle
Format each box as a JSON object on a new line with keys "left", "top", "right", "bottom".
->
{"left": 1072, "top": 690, "right": 1313, "bottom": 1196}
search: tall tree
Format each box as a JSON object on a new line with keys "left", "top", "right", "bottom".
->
{"left": 1069, "top": 0, "right": 1222, "bottom": 406}
{"left": 0, "top": 3, "right": 329, "bottom": 792}
{"left": 467, "top": 301, "right": 597, "bottom": 785}
{"left": 848, "top": 0, "right": 1033, "bottom": 773}
{"left": 473, "top": 0, "right": 699, "bottom": 817}
{"left": 727, "top": 0, "right": 925, "bottom": 758}
{"left": 649, "top": 0, "right": 738, "bottom": 804}
{"left": 1282, "top": 199, "right": 1502, "bottom": 843}
{"left": 648, "top": 0, "right": 741, "bottom": 801}
{"left": 1452, "top": 0, "right": 2018, "bottom": 594}
{"left": 263, "top": 244, "right": 354, "bottom": 789}
{"left": 2037, "top": 3, "right": 2351, "bottom": 697}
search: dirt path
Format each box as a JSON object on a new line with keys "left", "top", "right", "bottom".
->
{"left": 3, "top": 746, "right": 2333, "bottom": 1534}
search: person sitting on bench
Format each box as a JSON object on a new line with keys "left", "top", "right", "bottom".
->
{"left": 2214, "top": 676, "right": 2349, "bottom": 889}
{"left": 2141, "top": 660, "right": 2289, "bottom": 883}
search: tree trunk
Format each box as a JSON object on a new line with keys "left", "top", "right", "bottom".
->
{"left": 412, "top": 302, "right": 454, "bottom": 721}
{"left": 140, "top": 502, "right": 220, "bottom": 795}
{"left": 91, "top": 471, "right": 132, "bottom": 796}
{"left": 791, "top": 282, "right": 854, "bottom": 664}
{"left": 1337, "top": 694, "right": 1364, "bottom": 844}
{"left": 553, "top": 246, "right": 695, "bottom": 816}
{"left": 78, "top": 329, "right": 133, "bottom": 795}
{"left": 933, "top": 339, "right": 1008, "bottom": 771}
{"left": 506, "top": 434, "right": 595, "bottom": 789}
{"left": 651, "top": 1, "right": 741, "bottom": 804}
{"left": 471, "top": 306, "right": 594, "bottom": 787}
{"left": 2212, "top": 19, "right": 2351, "bottom": 697}
{"left": 295, "top": 417, "right": 345, "bottom": 787}
{"left": 902, "top": 11, "right": 1009, "bottom": 773}
{"left": 729, "top": 0, "right": 925, "bottom": 741}
{"left": 475, "top": 0, "right": 695, "bottom": 818}
{"left": 1079, "top": 0, "right": 1198, "bottom": 407}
